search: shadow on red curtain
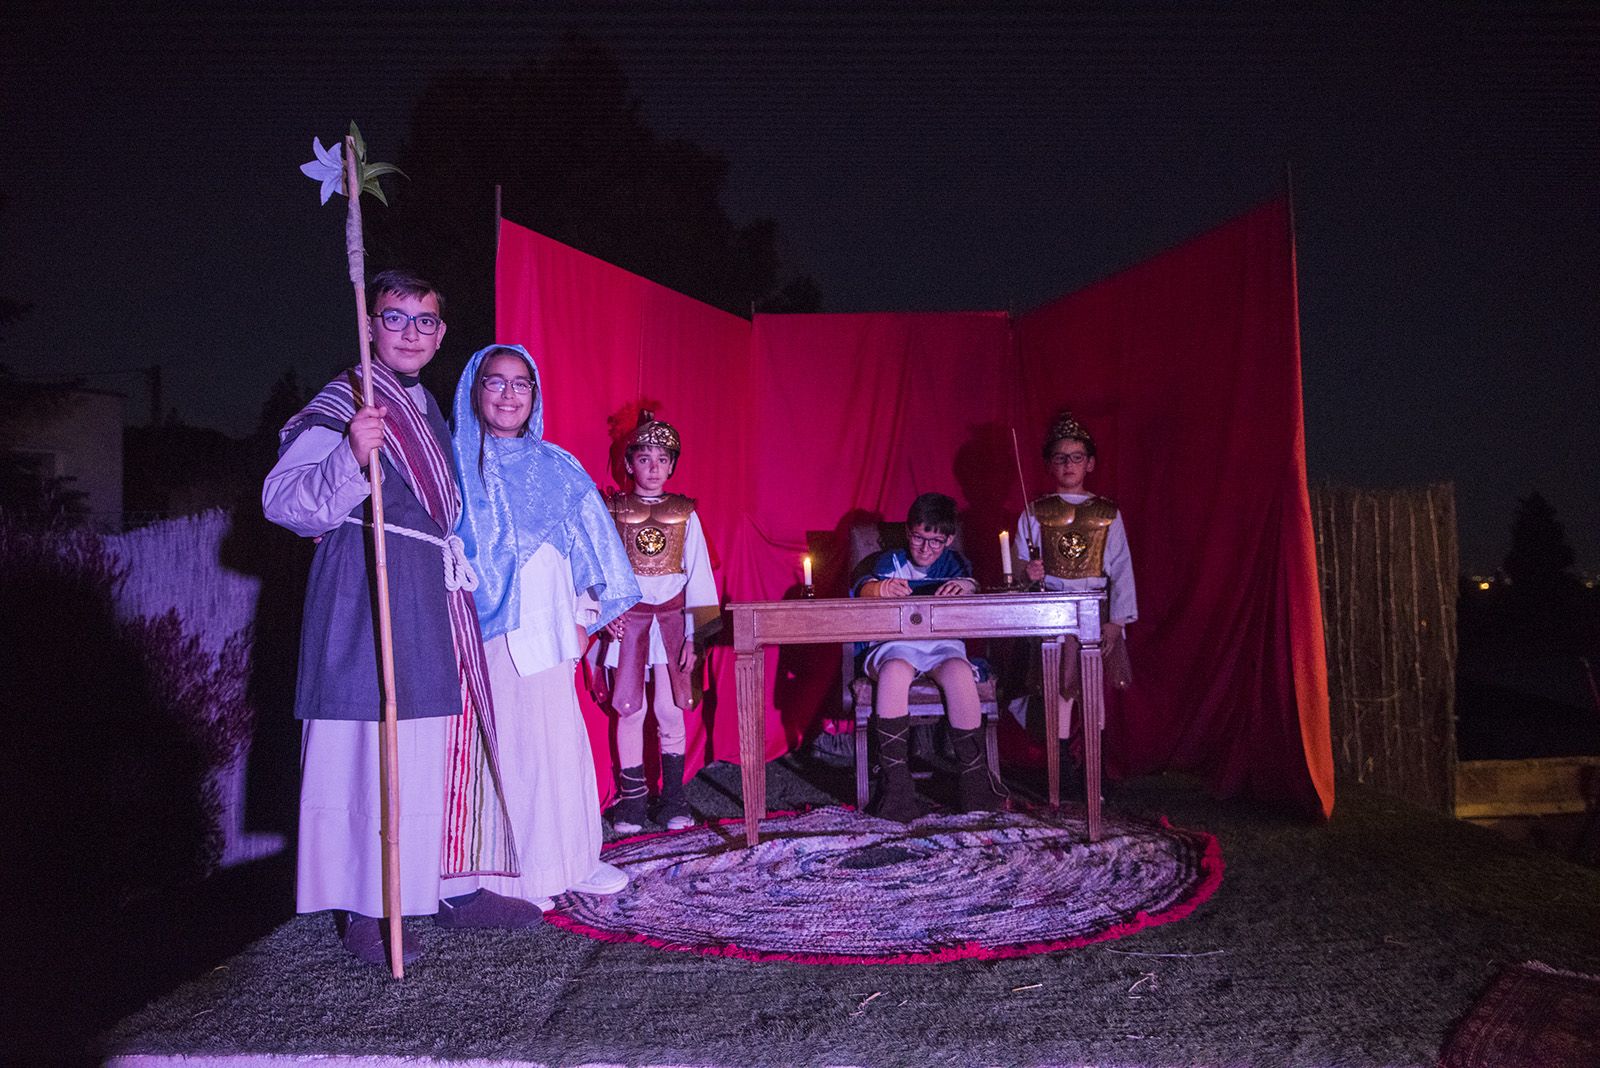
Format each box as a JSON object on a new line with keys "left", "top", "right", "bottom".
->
{"left": 495, "top": 197, "right": 1333, "bottom": 819}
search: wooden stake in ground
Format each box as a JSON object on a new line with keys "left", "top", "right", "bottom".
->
{"left": 303, "top": 124, "right": 406, "bottom": 978}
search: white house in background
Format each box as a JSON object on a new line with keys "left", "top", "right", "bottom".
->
{"left": 7, "top": 386, "right": 125, "bottom": 530}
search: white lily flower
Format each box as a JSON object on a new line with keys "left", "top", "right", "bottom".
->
{"left": 299, "top": 137, "right": 346, "bottom": 204}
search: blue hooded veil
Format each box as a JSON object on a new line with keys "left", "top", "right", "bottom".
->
{"left": 451, "top": 344, "right": 640, "bottom": 642}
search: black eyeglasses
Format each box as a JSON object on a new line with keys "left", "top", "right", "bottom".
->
{"left": 1049, "top": 452, "right": 1089, "bottom": 466}
{"left": 480, "top": 375, "right": 533, "bottom": 396}
{"left": 907, "top": 533, "right": 951, "bottom": 549}
{"left": 372, "top": 309, "right": 442, "bottom": 335}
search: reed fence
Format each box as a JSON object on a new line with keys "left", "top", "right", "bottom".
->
{"left": 1311, "top": 482, "right": 1459, "bottom": 813}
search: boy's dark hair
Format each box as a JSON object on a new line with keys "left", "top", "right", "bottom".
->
{"left": 367, "top": 268, "right": 446, "bottom": 317}
{"left": 906, "top": 492, "right": 958, "bottom": 536}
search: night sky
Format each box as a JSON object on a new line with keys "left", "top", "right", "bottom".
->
{"left": 3, "top": 3, "right": 1596, "bottom": 572}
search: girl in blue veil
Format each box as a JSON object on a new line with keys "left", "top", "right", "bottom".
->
{"left": 439, "top": 344, "right": 640, "bottom": 909}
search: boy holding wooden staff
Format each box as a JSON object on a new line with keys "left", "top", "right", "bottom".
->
{"left": 264, "top": 270, "right": 537, "bottom": 967}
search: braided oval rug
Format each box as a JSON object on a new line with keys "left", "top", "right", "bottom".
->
{"left": 545, "top": 805, "right": 1222, "bottom": 964}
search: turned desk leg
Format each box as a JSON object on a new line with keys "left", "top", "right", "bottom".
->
{"left": 1080, "top": 641, "right": 1105, "bottom": 842}
{"left": 1041, "top": 637, "right": 1064, "bottom": 809}
{"left": 735, "top": 649, "right": 766, "bottom": 847}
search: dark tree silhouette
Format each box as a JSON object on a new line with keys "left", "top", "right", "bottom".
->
{"left": 253, "top": 369, "right": 307, "bottom": 441}
{"left": 1503, "top": 491, "right": 1577, "bottom": 592}
{"left": 367, "top": 33, "right": 821, "bottom": 398}
{"left": 241, "top": 368, "right": 308, "bottom": 476}
{"left": 0, "top": 199, "right": 70, "bottom": 526}
{"left": 123, "top": 417, "right": 252, "bottom": 520}
{"left": 0, "top": 363, "right": 89, "bottom": 528}
{"left": 0, "top": 195, "right": 30, "bottom": 339}
{"left": 1461, "top": 491, "right": 1599, "bottom": 661}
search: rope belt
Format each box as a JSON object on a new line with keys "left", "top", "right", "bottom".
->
{"left": 341, "top": 516, "right": 480, "bottom": 592}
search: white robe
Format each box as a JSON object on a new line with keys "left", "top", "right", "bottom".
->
{"left": 296, "top": 717, "right": 448, "bottom": 916}
{"left": 861, "top": 557, "right": 975, "bottom": 680}
{"left": 268, "top": 394, "right": 452, "bottom": 919}
{"left": 443, "top": 542, "right": 607, "bottom": 903}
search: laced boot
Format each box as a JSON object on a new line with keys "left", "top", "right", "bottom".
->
{"left": 610, "top": 765, "right": 648, "bottom": 833}
{"left": 658, "top": 752, "right": 694, "bottom": 830}
{"left": 951, "top": 726, "right": 1009, "bottom": 812}
{"left": 867, "top": 717, "right": 925, "bottom": 823}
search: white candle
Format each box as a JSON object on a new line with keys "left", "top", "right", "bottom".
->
{"left": 999, "top": 531, "right": 1013, "bottom": 577}
{"left": 802, "top": 554, "right": 813, "bottom": 586}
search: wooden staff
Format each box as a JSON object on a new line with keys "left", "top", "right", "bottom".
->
{"left": 343, "top": 135, "right": 405, "bottom": 980}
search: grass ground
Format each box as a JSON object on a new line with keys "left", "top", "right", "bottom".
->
{"left": 90, "top": 755, "right": 1600, "bottom": 1068}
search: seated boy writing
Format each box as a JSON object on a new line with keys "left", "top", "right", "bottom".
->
{"left": 852, "top": 492, "right": 1008, "bottom": 821}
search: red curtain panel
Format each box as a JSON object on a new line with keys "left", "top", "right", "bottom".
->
{"left": 495, "top": 197, "right": 1333, "bottom": 818}
{"left": 1016, "top": 198, "right": 1332, "bottom": 817}
{"left": 496, "top": 223, "right": 754, "bottom": 797}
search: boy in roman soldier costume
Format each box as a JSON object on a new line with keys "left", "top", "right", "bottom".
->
{"left": 1017, "top": 410, "right": 1138, "bottom": 764}
{"left": 597, "top": 411, "right": 718, "bottom": 832}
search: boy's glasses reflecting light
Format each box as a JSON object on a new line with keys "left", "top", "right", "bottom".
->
{"left": 480, "top": 376, "right": 533, "bottom": 395}
{"left": 372, "top": 309, "right": 442, "bottom": 335}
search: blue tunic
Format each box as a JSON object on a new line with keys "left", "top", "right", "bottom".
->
{"left": 284, "top": 399, "right": 462, "bottom": 722}
{"left": 852, "top": 547, "right": 979, "bottom": 681}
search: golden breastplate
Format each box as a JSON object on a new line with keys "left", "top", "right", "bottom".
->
{"left": 610, "top": 492, "right": 695, "bottom": 576}
{"left": 1033, "top": 495, "right": 1117, "bottom": 579}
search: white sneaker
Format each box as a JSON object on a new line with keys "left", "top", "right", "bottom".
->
{"left": 665, "top": 813, "right": 695, "bottom": 831}
{"left": 569, "top": 861, "right": 629, "bottom": 896}
{"left": 533, "top": 897, "right": 557, "bottom": 912}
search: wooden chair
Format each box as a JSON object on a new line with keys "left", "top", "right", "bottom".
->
{"left": 840, "top": 521, "right": 1002, "bottom": 810}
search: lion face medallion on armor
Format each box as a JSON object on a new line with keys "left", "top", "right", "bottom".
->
{"left": 1033, "top": 493, "right": 1118, "bottom": 579}
{"left": 611, "top": 491, "right": 694, "bottom": 575}
{"left": 1056, "top": 530, "right": 1089, "bottom": 565}
{"left": 635, "top": 526, "right": 668, "bottom": 557}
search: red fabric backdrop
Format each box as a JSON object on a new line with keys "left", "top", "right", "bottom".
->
{"left": 496, "top": 196, "right": 1333, "bottom": 818}
{"left": 495, "top": 223, "right": 753, "bottom": 794}
{"left": 1015, "top": 199, "right": 1332, "bottom": 817}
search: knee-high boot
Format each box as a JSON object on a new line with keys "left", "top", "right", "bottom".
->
{"left": 868, "top": 717, "right": 925, "bottom": 823}
{"left": 659, "top": 752, "right": 693, "bottom": 830}
{"left": 610, "top": 765, "right": 648, "bottom": 833}
{"left": 951, "top": 726, "right": 1008, "bottom": 812}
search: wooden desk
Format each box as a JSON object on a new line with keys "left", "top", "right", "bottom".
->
{"left": 729, "top": 590, "right": 1107, "bottom": 846}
